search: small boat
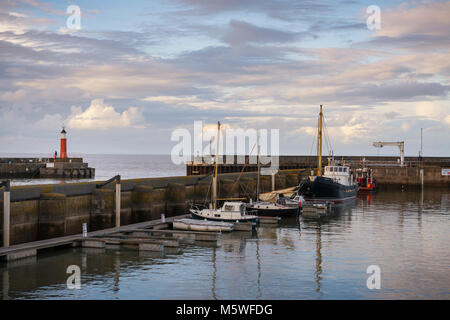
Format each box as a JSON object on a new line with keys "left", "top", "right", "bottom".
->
{"left": 355, "top": 168, "right": 377, "bottom": 192}
{"left": 190, "top": 202, "right": 258, "bottom": 223}
{"left": 173, "top": 218, "right": 234, "bottom": 232}
{"left": 246, "top": 200, "right": 299, "bottom": 217}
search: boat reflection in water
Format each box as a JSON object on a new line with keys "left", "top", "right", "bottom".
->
{"left": 301, "top": 199, "right": 357, "bottom": 295}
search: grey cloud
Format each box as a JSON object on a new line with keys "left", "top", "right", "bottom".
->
{"left": 170, "top": 0, "right": 332, "bottom": 21}
{"left": 345, "top": 82, "right": 450, "bottom": 102}
{"left": 363, "top": 34, "right": 450, "bottom": 51}
{"left": 222, "top": 20, "right": 308, "bottom": 46}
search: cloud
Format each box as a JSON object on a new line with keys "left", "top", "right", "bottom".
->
{"left": 36, "top": 113, "right": 63, "bottom": 129}
{"left": 222, "top": 20, "right": 305, "bottom": 46}
{"left": 67, "top": 99, "right": 146, "bottom": 130}
{"left": 170, "top": 0, "right": 331, "bottom": 21}
{"left": 366, "top": 1, "right": 450, "bottom": 50}
{"left": 377, "top": 1, "right": 450, "bottom": 38}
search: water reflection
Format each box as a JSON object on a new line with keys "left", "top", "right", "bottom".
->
{"left": 211, "top": 247, "right": 217, "bottom": 300}
{"left": 315, "top": 223, "right": 323, "bottom": 295}
{"left": 0, "top": 189, "right": 449, "bottom": 299}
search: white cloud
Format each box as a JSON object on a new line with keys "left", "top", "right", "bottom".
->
{"left": 67, "top": 99, "right": 145, "bottom": 130}
{"left": 415, "top": 101, "right": 449, "bottom": 121}
{"left": 36, "top": 113, "right": 63, "bottom": 129}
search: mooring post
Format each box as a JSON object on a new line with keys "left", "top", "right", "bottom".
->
{"left": 115, "top": 175, "right": 121, "bottom": 228}
{"left": 82, "top": 223, "right": 87, "bottom": 238}
{"left": 420, "top": 169, "right": 424, "bottom": 189}
{"left": 1, "top": 180, "right": 11, "bottom": 248}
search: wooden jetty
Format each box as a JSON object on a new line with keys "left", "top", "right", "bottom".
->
{"left": 0, "top": 215, "right": 195, "bottom": 262}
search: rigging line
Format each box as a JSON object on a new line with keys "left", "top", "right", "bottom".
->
{"left": 323, "top": 115, "right": 333, "bottom": 155}
{"left": 204, "top": 179, "right": 212, "bottom": 205}
{"left": 230, "top": 141, "right": 258, "bottom": 192}
{"left": 309, "top": 124, "right": 317, "bottom": 156}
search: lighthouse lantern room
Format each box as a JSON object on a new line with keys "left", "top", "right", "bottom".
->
{"left": 60, "top": 127, "right": 68, "bottom": 159}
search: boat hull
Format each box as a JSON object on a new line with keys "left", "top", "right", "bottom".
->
{"left": 247, "top": 206, "right": 299, "bottom": 217}
{"left": 190, "top": 212, "right": 258, "bottom": 223}
{"left": 298, "top": 176, "right": 358, "bottom": 203}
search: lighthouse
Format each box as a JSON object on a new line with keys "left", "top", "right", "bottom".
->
{"left": 60, "top": 127, "right": 68, "bottom": 159}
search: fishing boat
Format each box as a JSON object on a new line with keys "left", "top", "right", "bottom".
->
{"left": 295, "top": 105, "right": 358, "bottom": 203}
{"left": 355, "top": 168, "right": 377, "bottom": 192}
{"left": 189, "top": 121, "right": 258, "bottom": 223}
{"left": 173, "top": 218, "right": 234, "bottom": 232}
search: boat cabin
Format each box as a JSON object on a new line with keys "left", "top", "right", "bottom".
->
{"left": 222, "top": 202, "right": 246, "bottom": 213}
{"left": 323, "top": 165, "right": 353, "bottom": 186}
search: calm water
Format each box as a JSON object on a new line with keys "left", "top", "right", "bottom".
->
{"left": 1, "top": 189, "right": 449, "bottom": 300}
{"left": 4, "top": 154, "right": 185, "bottom": 186}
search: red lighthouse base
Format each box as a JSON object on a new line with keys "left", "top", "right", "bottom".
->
{"left": 60, "top": 138, "right": 67, "bottom": 159}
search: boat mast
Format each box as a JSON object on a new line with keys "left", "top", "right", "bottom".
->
{"left": 212, "top": 121, "right": 221, "bottom": 209}
{"left": 256, "top": 136, "right": 260, "bottom": 201}
{"left": 317, "top": 105, "right": 323, "bottom": 177}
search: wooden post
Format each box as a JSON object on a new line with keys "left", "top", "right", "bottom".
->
{"left": 115, "top": 176, "right": 121, "bottom": 228}
{"left": 2, "top": 180, "right": 10, "bottom": 248}
{"left": 271, "top": 173, "right": 275, "bottom": 191}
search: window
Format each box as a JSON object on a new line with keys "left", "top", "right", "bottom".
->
{"left": 339, "top": 167, "right": 343, "bottom": 172}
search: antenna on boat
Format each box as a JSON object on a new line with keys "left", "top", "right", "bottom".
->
{"left": 317, "top": 105, "right": 323, "bottom": 177}
{"left": 212, "top": 121, "right": 221, "bottom": 209}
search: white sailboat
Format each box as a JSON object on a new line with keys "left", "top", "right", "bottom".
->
{"left": 189, "top": 121, "right": 258, "bottom": 223}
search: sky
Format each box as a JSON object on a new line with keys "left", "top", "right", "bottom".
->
{"left": 0, "top": 0, "right": 449, "bottom": 157}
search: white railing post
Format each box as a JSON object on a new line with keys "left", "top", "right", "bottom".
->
{"left": 2, "top": 180, "right": 11, "bottom": 248}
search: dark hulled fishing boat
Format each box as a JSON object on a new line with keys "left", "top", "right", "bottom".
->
{"left": 296, "top": 170, "right": 358, "bottom": 202}
{"left": 295, "top": 105, "right": 358, "bottom": 203}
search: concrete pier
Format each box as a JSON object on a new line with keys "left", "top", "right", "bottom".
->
{"left": 0, "top": 157, "right": 94, "bottom": 179}
{"left": 187, "top": 155, "right": 450, "bottom": 188}
{"left": 0, "top": 169, "right": 303, "bottom": 247}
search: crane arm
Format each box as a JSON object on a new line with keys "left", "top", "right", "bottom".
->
{"left": 372, "top": 141, "right": 405, "bottom": 166}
